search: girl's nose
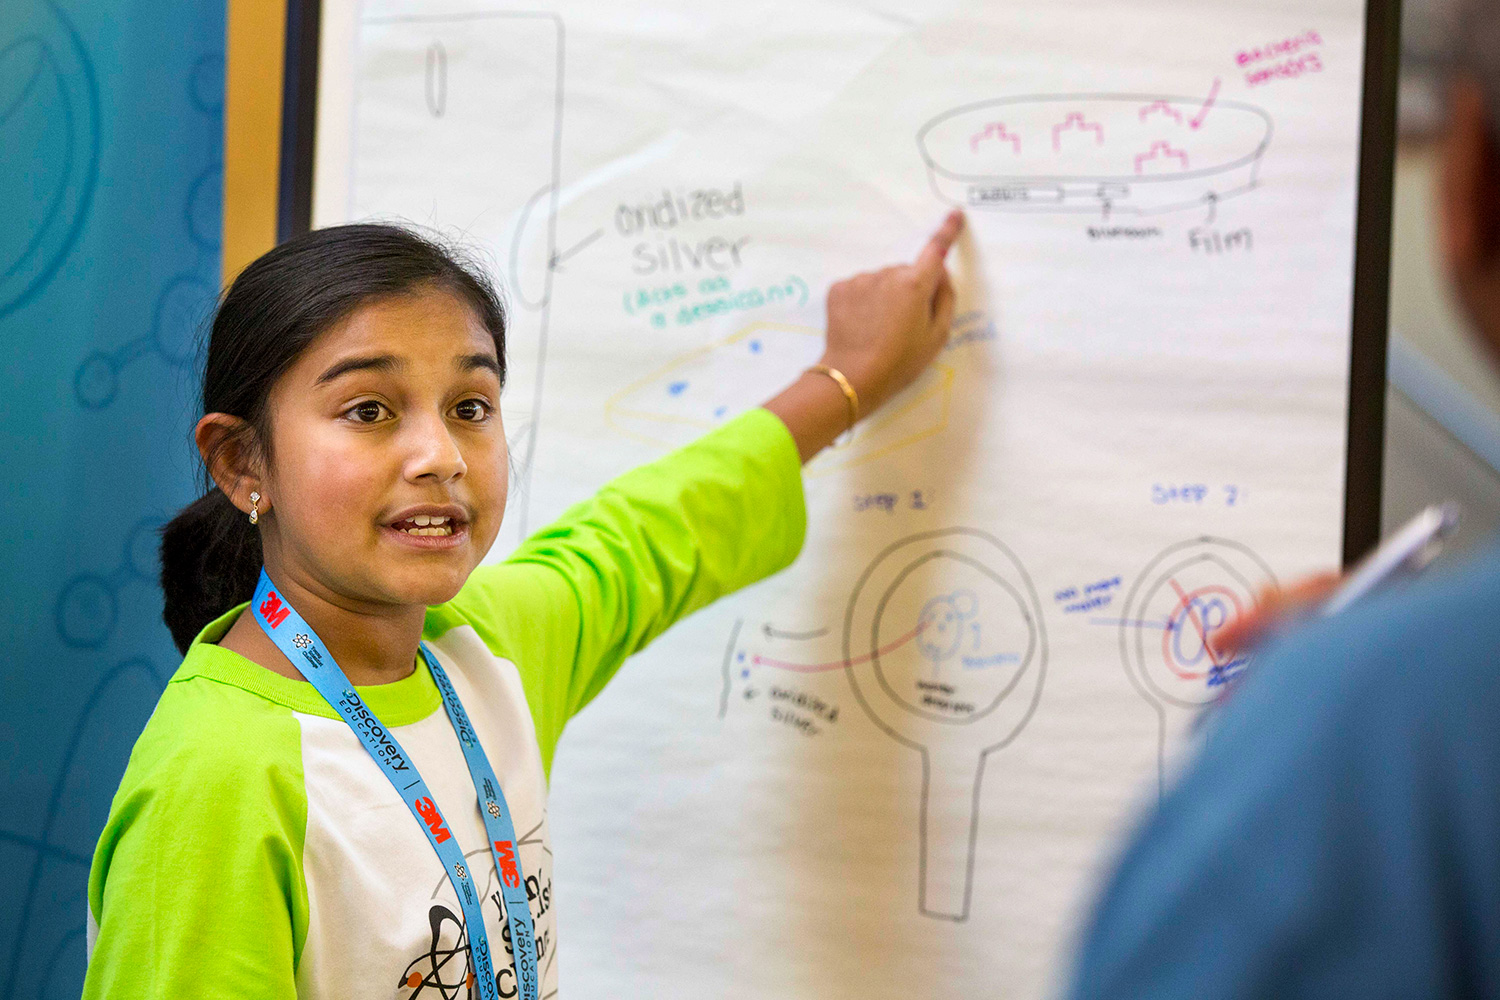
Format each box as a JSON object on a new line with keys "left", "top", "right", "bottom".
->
{"left": 404, "top": 413, "right": 467, "bottom": 483}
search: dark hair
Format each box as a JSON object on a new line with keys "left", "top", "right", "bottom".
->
{"left": 160, "top": 223, "right": 507, "bottom": 653}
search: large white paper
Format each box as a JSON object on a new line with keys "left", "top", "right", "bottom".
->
{"left": 315, "top": 1, "right": 1366, "bottom": 994}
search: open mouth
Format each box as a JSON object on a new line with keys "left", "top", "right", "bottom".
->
{"left": 389, "top": 514, "right": 461, "bottom": 537}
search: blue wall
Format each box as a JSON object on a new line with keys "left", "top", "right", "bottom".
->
{"left": 0, "top": 0, "right": 225, "bottom": 995}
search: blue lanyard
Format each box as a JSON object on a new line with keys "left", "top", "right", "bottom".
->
{"left": 251, "top": 570, "right": 538, "bottom": 1000}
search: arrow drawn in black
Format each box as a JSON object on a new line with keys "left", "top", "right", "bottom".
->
{"left": 548, "top": 228, "right": 604, "bottom": 271}
{"left": 762, "top": 624, "right": 829, "bottom": 641}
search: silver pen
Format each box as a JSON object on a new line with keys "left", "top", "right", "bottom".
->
{"left": 1321, "top": 503, "right": 1462, "bottom": 617}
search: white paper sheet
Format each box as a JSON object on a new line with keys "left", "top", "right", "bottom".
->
{"left": 315, "top": 1, "right": 1367, "bottom": 994}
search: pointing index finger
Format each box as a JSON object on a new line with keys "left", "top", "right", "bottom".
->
{"left": 915, "top": 209, "right": 965, "bottom": 284}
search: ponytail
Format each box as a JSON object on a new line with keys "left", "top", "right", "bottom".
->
{"left": 161, "top": 488, "right": 263, "bottom": 653}
{"left": 158, "top": 223, "right": 508, "bottom": 652}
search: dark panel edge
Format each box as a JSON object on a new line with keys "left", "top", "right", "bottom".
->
{"left": 1343, "top": 0, "right": 1402, "bottom": 565}
{"left": 277, "top": 0, "right": 321, "bottom": 242}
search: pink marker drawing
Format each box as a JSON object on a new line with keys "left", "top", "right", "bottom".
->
{"left": 1052, "top": 112, "right": 1104, "bottom": 151}
{"left": 753, "top": 622, "right": 926, "bottom": 674}
{"left": 969, "top": 122, "right": 1022, "bottom": 155}
{"left": 1189, "top": 78, "right": 1221, "bottom": 129}
{"left": 1134, "top": 141, "right": 1190, "bottom": 173}
{"left": 1139, "top": 100, "right": 1183, "bottom": 125}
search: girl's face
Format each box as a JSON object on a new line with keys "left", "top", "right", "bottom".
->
{"left": 258, "top": 287, "right": 507, "bottom": 610}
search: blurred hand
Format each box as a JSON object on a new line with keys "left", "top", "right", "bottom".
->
{"left": 1209, "top": 571, "right": 1343, "bottom": 659}
{"left": 821, "top": 209, "right": 964, "bottom": 414}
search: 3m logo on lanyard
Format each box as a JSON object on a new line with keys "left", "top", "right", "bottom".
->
{"left": 258, "top": 590, "right": 291, "bottom": 628}
{"left": 251, "top": 571, "right": 539, "bottom": 1000}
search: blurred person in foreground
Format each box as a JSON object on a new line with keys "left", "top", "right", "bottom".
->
{"left": 1063, "top": 6, "right": 1500, "bottom": 998}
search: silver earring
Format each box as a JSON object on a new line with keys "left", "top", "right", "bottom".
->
{"left": 249, "top": 491, "right": 261, "bottom": 525}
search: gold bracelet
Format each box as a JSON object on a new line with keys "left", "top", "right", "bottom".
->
{"left": 806, "top": 364, "right": 859, "bottom": 435}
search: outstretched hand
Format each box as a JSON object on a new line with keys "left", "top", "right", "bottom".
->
{"left": 764, "top": 210, "right": 966, "bottom": 461}
{"left": 1209, "top": 571, "right": 1342, "bottom": 659}
{"left": 821, "top": 209, "right": 965, "bottom": 414}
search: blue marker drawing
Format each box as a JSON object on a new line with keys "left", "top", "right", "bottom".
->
{"left": 1115, "top": 537, "right": 1279, "bottom": 798}
{"left": 912, "top": 590, "right": 1022, "bottom": 678}
{"left": 916, "top": 589, "right": 977, "bottom": 675}
{"left": 962, "top": 652, "right": 1020, "bottom": 669}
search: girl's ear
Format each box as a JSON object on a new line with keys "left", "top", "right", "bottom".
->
{"left": 195, "top": 413, "right": 267, "bottom": 517}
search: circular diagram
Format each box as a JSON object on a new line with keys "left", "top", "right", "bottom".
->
{"left": 1118, "top": 537, "right": 1277, "bottom": 710}
{"left": 870, "top": 554, "right": 1038, "bottom": 725}
{"left": 845, "top": 529, "right": 1046, "bottom": 742}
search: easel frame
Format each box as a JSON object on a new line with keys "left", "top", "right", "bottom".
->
{"left": 277, "top": 0, "right": 1401, "bottom": 565}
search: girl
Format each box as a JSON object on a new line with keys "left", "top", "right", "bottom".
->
{"left": 84, "top": 211, "right": 963, "bottom": 999}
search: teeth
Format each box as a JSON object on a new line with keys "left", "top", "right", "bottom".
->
{"left": 395, "top": 521, "right": 455, "bottom": 537}
{"left": 394, "top": 514, "right": 454, "bottom": 533}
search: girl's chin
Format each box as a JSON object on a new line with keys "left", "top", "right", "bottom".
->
{"left": 383, "top": 571, "right": 468, "bottom": 610}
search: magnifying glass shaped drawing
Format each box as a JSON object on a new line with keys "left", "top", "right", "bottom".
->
{"left": 843, "top": 528, "right": 1046, "bottom": 921}
{"left": 1117, "top": 536, "right": 1276, "bottom": 796}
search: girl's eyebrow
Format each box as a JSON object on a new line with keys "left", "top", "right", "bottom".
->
{"left": 316, "top": 354, "right": 401, "bottom": 385}
{"left": 314, "top": 352, "right": 502, "bottom": 385}
{"left": 457, "top": 353, "right": 503, "bottom": 380}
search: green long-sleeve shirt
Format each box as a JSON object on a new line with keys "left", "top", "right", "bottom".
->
{"left": 84, "top": 409, "right": 806, "bottom": 999}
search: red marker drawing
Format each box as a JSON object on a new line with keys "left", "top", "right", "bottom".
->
{"left": 1189, "top": 77, "right": 1221, "bottom": 130}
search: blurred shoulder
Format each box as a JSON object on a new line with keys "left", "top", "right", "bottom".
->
{"left": 1221, "top": 538, "right": 1500, "bottom": 755}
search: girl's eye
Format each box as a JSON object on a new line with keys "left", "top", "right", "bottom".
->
{"left": 346, "top": 401, "right": 390, "bottom": 424}
{"left": 453, "top": 398, "right": 491, "bottom": 422}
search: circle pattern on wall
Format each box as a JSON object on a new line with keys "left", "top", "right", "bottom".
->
{"left": 0, "top": 0, "right": 100, "bottom": 318}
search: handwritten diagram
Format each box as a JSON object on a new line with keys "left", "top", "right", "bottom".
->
{"left": 843, "top": 529, "right": 1046, "bottom": 920}
{"left": 1116, "top": 537, "right": 1277, "bottom": 793}
{"left": 917, "top": 87, "right": 1271, "bottom": 217}
{"left": 720, "top": 530, "right": 1046, "bottom": 919}
{"left": 351, "top": 10, "right": 564, "bottom": 546}
{"left": 605, "top": 322, "right": 954, "bottom": 475}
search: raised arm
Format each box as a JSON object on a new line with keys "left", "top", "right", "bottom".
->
{"left": 434, "top": 211, "right": 966, "bottom": 770}
{"left": 765, "top": 209, "right": 964, "bottom": 461}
